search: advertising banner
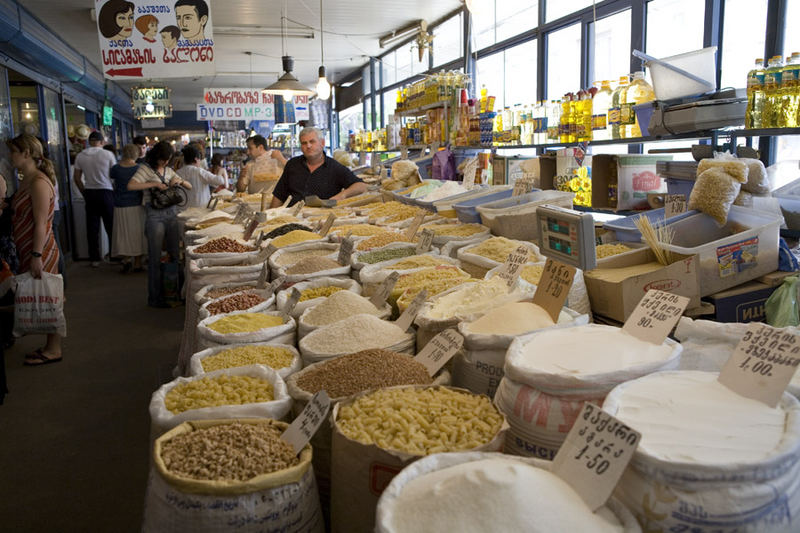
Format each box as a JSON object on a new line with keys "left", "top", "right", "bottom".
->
{"left": 197, "top": 88, "right": 276, "bottom": 121}
{"left": 96, "top": 0, "right": 215, "bottom": 79}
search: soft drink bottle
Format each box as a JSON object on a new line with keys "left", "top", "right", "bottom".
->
{"left": 745, "top": 58, "right": 765, "bottom": 129}
{"left": 560, "top": 95, "right": 571, "bottom": 143}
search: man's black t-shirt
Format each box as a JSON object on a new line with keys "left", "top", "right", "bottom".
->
{"left": 272, "top": 155, "right": 362, "bottom": 206}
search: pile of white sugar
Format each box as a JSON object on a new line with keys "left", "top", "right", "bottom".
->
{"left": 300, "top": 314, "right": 409, "bottom": 355}
{"left": 609, "top": 371, "right": 788, "bottom": 464}
{"left": 386, "top": 458, "right": 623, "bottom": 532}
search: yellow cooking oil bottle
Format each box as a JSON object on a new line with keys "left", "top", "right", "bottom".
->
{"left": 780, "top": 52, "right": 800, "bottom": 128}
{"left": 745, "top": 58, "right": 765, "bottom": 128}
{"left": 625, "top": 71, "right": 655, "bottom": 138}
{"left": 762, "top": 55, "right": 784, "bottom": 128}
{"left": 609, "top": 76, "right": 629, "bottom": 139}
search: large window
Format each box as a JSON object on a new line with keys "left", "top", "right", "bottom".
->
{"left": 784, "top": 0, "right": 800, "bottom": 58}
{"left": 470, "top": 1, "right": 538, "bottom": 50}
{"left": 547, "top": 23, "right": 581, "bottom": 99}
{"left": 547, "top": 0, "right": 592, "bottom": 23}
{"left": 476, "top": 40, "right": 537, "bottom": 112}
{"left": 338, "top": 103, "right": 364, "bottom": 147}
{"left": 383, "top": 88, "right": 398, "bottom": 125}
{"left": 476, "top": 51, "right": 505, "bottom": 110}
{"left": 395, "top": 42, "right": 415, "bottom": 82}
{"left": 433, "top": 13, "right": 463, "bottom": 67}
{"left": 591, "top": 9, "right": 631, "bottom": 85}
{"left": 646, "top": 0, "right": 705, "bottom": 59}
{"left": 720, "top": 0, "right": 767, "bottom": 89}
{"left": 381, "top": 51, "right": 397, "bottom": 89}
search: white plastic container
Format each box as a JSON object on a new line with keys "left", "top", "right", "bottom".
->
{"left": 655, "top": 206, "right": 780, "bottom": 296}
{"left": 476, "top": 190, "right": 575, "bottom": 240}
{"left": 773, "top": 178, "right": 800, "bottom": 230}
{"left": 647, "top": 46, "right": 717, "bottom": 100}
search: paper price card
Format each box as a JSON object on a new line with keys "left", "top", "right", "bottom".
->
{"left": 233, "top": 205, "right": 247, "bottom": 224}
{"left": 267, "top": 276, "right": 286, "bottom": 298}
{"left": 622, "top": 289, "right": 690, "bottom": 345}
{"left": 210, "top": 197, "right": 219, "bottom": 210}
{"left": 717, "top": 322, "right": 800, "bottom": 408}
{"left": 532, "top": 259, "right": 577, "bottom": 321}
{"left": 462, "top": 158, "right": 478, "bottom": 190}
{"left": 243, "top": 217, "right": 259, "bottom": 241}
{"left": 338, "top": 237, "right": 355, "bottom": 266}
{"left": 281, "top": 390, "right": 331, "bottom": 455}
{"left": 256, "top": 231, "right": 266, "bottom": 247}
{"left": 664, "top": 194, "right": 687, "bottom": 219}
{"left": 261, "top": 191, "right": 271, "bottom": 211}
{"left": 512, "top": 179, "right": 535, "bottom": 197}
{"left": 284, "top": 288, "right": 302, "bottom": 317}
{"left": 395, "top": 289, "right": 428, "bottom": 332}
{"left": 416, "top": 228, "right": 435, "bottom": 254}
{"left": 318, "top": 214, "right": 336, "bottom": 237}
{"left": 495, "top": 246, "right": 531, "bottom": 289}
{"left": 405, "top": 213, "right": 426, "bottom": 240}
{"left": 256, "top": 261, "right": 269, "bottom": 289}
{"left": 552, "top": 403, "right": 641, "bottom": 511}
{"left": 370, "top": 272, "right": 400, "bottom": 308}
{"left": 291, "top": 200, "right": 305, "bottom": 216}
{"left": 415, "top": 329, "right": 464, "bottom": 377}
{"left": 281, "top": 195, "right": 293, "bottom": 209}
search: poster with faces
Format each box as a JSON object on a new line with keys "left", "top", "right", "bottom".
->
{"left": 96, "top": 0, "right": 215, "bottom": 79}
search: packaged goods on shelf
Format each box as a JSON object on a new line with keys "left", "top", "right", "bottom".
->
{"left": 605, "top": 371, "right": 800, "bottom": 533}
{"left": 189, "top": 342, "right": 301, "bottom": 378}
{"left": 299, "top": 314, "right": 414, "bottom": 365}
{"left": 689, "top": 161, "right": 748, "bottom": 225}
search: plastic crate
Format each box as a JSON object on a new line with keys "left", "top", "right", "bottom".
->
{"left": 477, "top": 190, "right": 574, "bottom": 240}
{"left": 656, "top": 206, "right": 780, "bottom": 297}
{"left": 453, "top": 188, "right": 515, "bottom": 223}
{"left": 432, "top": 186, "right": 508, "bottom": 218}
{"left": 603, "top": 208, "right": 695, "bottom": 242}
{"left": 666, "top": 177, "right": 695, "bottom": 198}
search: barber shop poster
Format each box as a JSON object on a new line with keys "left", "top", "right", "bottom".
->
{"left": 96, "top": 0, "right": 215, "bottom": 79}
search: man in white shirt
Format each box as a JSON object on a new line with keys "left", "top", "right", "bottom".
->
{"left": 236, "top": 134, "right": 287, "bottom": 194}
{"left": 176, "top": 145, "right": 224, "bottom": 208}
{"left": 73, "top": 131, "right": 116, "bottom": 266}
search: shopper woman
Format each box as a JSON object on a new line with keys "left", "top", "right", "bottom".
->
{"left": 209, "top": 153, "right": 228, "bottom": 191}
{"left": 128, "top": 141, "right": 191, "bottom": 308}
{"left": 7, "top": 134, "right": 62, "bottom": 365}
{"left": 110, "top": 144, "right": 146, "bottom": 273}
{"left": 176, "top": 145, "right": 224, "bottom": 208}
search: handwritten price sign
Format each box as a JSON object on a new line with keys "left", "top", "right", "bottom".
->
{"left": 622, "top": 289, "right": 690, "bottom": 345}
{"left": 281, "top": 391, "right": 331, "bottom": 455}
{"left": 532, "top": 258, "right": 576, "bottom": 321}
{"left": 495, "top": 245, "right": 531, "bottom": 288}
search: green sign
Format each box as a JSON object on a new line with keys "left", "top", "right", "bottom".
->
{"left": 103, "top": 105, "right": 113, "bottom": 126}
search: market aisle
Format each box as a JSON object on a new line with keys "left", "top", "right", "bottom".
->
{"left": 0, "top": 261, "right": 184, "bottom": 532}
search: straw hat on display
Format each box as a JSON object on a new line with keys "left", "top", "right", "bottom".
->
{"left": 67, "top": 124, "right": 76, "bottom": 138}
{"left": 75, "top": 124, "right": 91, "bottom": 140}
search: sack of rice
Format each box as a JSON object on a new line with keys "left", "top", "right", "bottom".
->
{"left": 456, "top": 237, "right": 543, "bottom": 278}
{"left": 297, "top": 290, "right": 392, "bottom": 339}
{"left": 275, "top": 277, "right": 361, "bottom": 318}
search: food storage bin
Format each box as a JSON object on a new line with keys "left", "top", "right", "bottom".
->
{"left": 643, "top": 46, "right": 718, "bottom": 100}
{"left": 432, "top": 186, "right": 508, "bottom": 217}
{"left": 655, "top": 206, "right": 781, "bottom": 296}
{"left": 476, "top": 190, "right": 574, "bottom": 240}
{"left": 603, "top": 208, "right": 694, "bottom": 242}
{"left": 453, "top": 188, "right": 514, "bottom": 223}
{"left": 773, "top": 178, "right": 800, "bottom": 230}
{"left": 665, "top": 176, "right": 695, "bottom": 197}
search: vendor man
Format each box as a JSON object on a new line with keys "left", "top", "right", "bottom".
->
{"left": 236, "top": 134, "right": 287, "bottom": 194}
{"left": 270, "top": 127, "right": 366, "bottom": 208}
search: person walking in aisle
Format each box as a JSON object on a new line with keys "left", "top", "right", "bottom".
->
{"left": 209, "top": 153, "right": 228, "bottom": 191}
{"left": 133, "top": 135, "right": 147, "bottom": 163}
{"left": 236, "top": 134, "right": 287, "bottom": 194}
{"left": 176, "top": 145, "right": 224, "bottom": 208}
{"left": 6, "top": 135, "right": 62, "bottom": 365}
{"left": 128, "top": 141, "right": 191, "bottom": 308}
{"left": 73, "top": 131, "right": 116, "bottom": 267}
{"left": 110, "top": 144, "right": 146, "bottom": 273}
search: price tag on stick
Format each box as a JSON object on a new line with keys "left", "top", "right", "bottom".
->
{"left": 717, "top": 322, "right": 800, "bottom": 408}
{"left": 622, "top": 289, "right": 690, "bottom": 345}
{"left": 256, "top": 231, "right": 266, "bottom": 247}
{"left": 552, "top": 403, "right": 642, "bottom": 511}
{"left": 532, "top": 258, "right": 577, "bottom": 322}
{"left": 415, "top": 329, "right": 464, "bottom": 376}
{"left": 243, "top": 217, "right": 259, "bottom": 241}
{"left": 210, "top": 197, "right": 219, "bottom": 210}
{"left": 405, "top": 213, "right": 426, "bottom": 240}
{"left": 291, "top": 200, "right": 305, "bottom": 216}
{"left": 256, "top": 261, "right": 269, "bottom": 289}
{"left": 281, "top": 391, "right": 331, "bottom": 455}
{"left": 267, "top": 275, "right": 286, "bottom": 298}
{"left": 206, "top": 196, "right": 214, "bottom": 209}
{"left": 664, "top": 194, "right": 687, "bottom": 219}
{"left": 284, "top": 288, "right": 302, "bottom": 317}
{"left": 338, "top": 237, "right": 355, "bottom": 266}
{"left": 462, "top": 158, "right": 478, "bottom": 189}
{"left": 318, "top": 214, "right": 336, "bottom": 236}
{"left": 512, "top": 179, "right": 535, "bottom": 197}
{"left": 416, "top": 228, "right": 435, "bottom": 254}
{"left": 281, "top": 195, "right": 293, "bottom": 209}
{"left": 495, "top": 245, "right": 531, "bottom": 289}
{"left": 261, "top": 191, "right": 270, "bottom": 211}
{"left": 395, "top": 289, "right": 428, "bottom": 331}
{"left": 370, "top": 271, "right": 400, "bottom": 308}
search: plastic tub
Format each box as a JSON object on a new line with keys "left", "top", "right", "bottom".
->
{"left": 656, "top": 206, "right": 781, "bottom": 296}
{"left": 648, "top": 46, "right": 717, "bottom": 101}
{"left": 453, "top": 188, "right": 515, "bottom": 223}
{"left": 603, "top": 208, "right": 695, "bottom": 242}
{"left": 433, "top": 186, "right": 508, "bottom": 217}
{"left": 477, "top": 190, "right": 575, "bottom": 240}
{"left": 665, "top": 177, "right": 695, "bottom": 198}
{"left": 773, "top": 178, "right": 800, "bottom": 230}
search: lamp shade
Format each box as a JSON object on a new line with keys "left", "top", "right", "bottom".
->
{"left": 262, "top": 56, "right": 314, "bottom": 96}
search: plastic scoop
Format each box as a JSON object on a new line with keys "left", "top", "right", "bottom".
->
{"left": 633, "top": 49, "right": 715, "bottom": 89}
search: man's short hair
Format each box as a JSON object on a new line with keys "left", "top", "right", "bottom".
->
{"left": 181, "top": 145, "right": 200, "bottom": 164}
{"left": 174, "top": 0, "right": 209, "bottom": 20}
{"left": 298, "top": 127, "right": 324, "bottom": 142}
{"left": 132, "top": 135, "right": 147, "bottom": 146}
{"left": 88, "top": 131, "right": 104, "bottom": 143}
{"left": 122, "top": 143, "right": 140, "bottom": 160}
{"left": 247, "top": 134, "right": 268, "bottom": 150}
{"left": 161, "top": 25, "right": 180, "bottom": 39}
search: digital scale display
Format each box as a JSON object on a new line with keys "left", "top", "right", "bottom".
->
{"left": 536, "top": 205, "right": 597, "bottom": 271}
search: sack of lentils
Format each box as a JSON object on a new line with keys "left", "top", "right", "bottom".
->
{"left": 198, "top": 290, "right": 276, "bottom": 322}
{"left": 143, "top": 419, "right": 324, "bottom": 533}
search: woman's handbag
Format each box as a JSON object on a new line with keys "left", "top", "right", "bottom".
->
{"left": 151, "top": 186, "right": 187, "bottom": 209}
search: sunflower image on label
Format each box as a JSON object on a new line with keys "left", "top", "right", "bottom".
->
{"left": 716, "top": 237, "right": 758, "bottom": 278}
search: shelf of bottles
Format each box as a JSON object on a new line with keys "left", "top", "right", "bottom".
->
{"left": 745, "top": 53, "right": 800, "bottom": 131}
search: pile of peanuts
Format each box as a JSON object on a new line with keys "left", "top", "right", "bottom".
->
{"left": 204, "top": 285, "right": 256, "bottom": 299}
{"left": 195, "top": 237, "right": 256, "bottom": 254}
{"left": 206, "top": 292, "right": 267, "bottom": 316}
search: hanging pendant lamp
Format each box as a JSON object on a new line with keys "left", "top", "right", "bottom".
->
{"left": 315, "top": 0, "right": 331, "bottom": 99}
{"left": 263, "top": 1, "right": 314, "bottom": 98}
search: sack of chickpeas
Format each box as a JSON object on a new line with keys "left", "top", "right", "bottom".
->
{"left": 330, "top": 385, "right": 508, "bottom": 533}
{"left": 197, "top": 290, "right": 276, "bottom": 322}
{"left": 188, "top": 343, "right": 302, "bottom": 379}
{"left": 196, "top": 310, "right": 296, "bottom": 350}
{"left": 142, "top": 419, "right": 324, "bottom": 533}
{"left": 148, "top": 365, "right": 292, "bottom": 440}
{"left": 186, "top": 236, "right": 266, "bottom": 267}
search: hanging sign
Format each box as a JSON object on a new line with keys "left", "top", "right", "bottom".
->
{"left": 132, "top": 87, "right": 173, "bottom": 119}
{"left": 293, "top": 95, "right": 310, "bottom": 121}
{"left": 102, "top": 104, "right": 114, "bottom": 126}
{"left": 197, "top": 88, "right": 276, "bottom": 121}
{"left": 96, "top": 0, "right": 215, "bottom": 79}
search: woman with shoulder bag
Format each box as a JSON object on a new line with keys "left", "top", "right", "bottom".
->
{"left": 128, "top": 141, "right": 191, "bottom": 308}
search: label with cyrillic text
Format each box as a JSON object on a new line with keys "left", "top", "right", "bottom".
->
{"left": 405, "top": 213, "right": 426, "bottom": 239}
{"left": 281, "top": 390, "right": 331, "bottom": 455}
{"left": 338, "top": 237, "right": 355, "bottom": 266}
{"left": 370, "top": 272, "right": 400, "bottom": 308}
{"left": 415, "top": 329, "right": 464, "bottom": 376}
{"left": 416, "top": 228, "right": 435, "bottom": 254}
{"left": 318, "top": 214, "right": 336, "bottom": 236}
{"left": 664, "top": 194, "right": 687, "bottom": 219}
{"left": 495, "top": 245, "right": 531, "bottom": 288}
{"left": 718, "top": 322, "right": 800, "bottom": 408}
{"left": 622, "top": 289, "right": 690, "bottom": 345}
{"left": 552, "top": 403, "right": 641, "bottom": 511}
{"left": 532, "top": 258, "right": 576, "bottom": 322}
{"left": 395, "top": 289, "right": 428, "bottom": 331}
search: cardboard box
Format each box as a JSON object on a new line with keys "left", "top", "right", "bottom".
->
{"left": 703, "top": 281, "right": 779, "bottom": 323}
{"left": 591, "top": 154, "right": 672, "bottom": 211}
{"left": 584, "top": 247, "right": 700, "bottom": 322}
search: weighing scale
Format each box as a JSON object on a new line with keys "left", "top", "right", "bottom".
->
{"left": 536, "top": 204, "right": 597, "bottom": 271}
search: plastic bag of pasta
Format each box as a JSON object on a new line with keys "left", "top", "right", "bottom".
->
{"left": 688, "top": 162, "right": 747, "bottom": 225}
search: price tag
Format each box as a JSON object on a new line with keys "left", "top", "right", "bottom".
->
{"left": 206, "top": 196, "right": 215, "bottom": 209}
{"left": 717, "top": 322, "right": 800, "bottom": 408}
{"left": 284, "top": 288, "right": 302, "bottom": 317}
{"left": 370, "top": 271, "right": 400, "bottom": 308}
{"left": 210, "top": 197, "right": 219, "bottom": 210}
{"left": 552, "top": 403, "right": 641, "bottom": 511}
{"left": 281, "top": 195, "right": 293, "bottom": 209}
{"left": 495, "top": 245, "right": 531, "bottom": 289}
{"left": 338, "top": 237, "right": 355, "bottom": 265}
{"left": 267, "top": 275, "right": 286, "bottom": 298}
{"left": 462, "top": 158, "right": 478, "bottom": 190}
{"left": 261, "top": 191, "right": 270, "bottom": 211}
{"left": 512, "top": 179, "right": 535, "bottom": 197}
{"left": 233, "top": 205, "right": 247, "bottom": 224}
{"left": 256, "top": 261, "right": 269, "bottom": 289}
{"left": 291, "top": 199, "right": 305, "bottom": 216}
{"left": 532, "top": 258, "right": 577, "bottom": 322}
{"left": 243, "top": 217, "right": 259, "bottom": 241}
{"left": 256, "top": 231, "right": 266, "bottom": 247}
{"left": 395, "top": 289, "right": 428, "bottom": 331}
{"left": 415, "top": 329, "right": 464, "bottom": 377}
{"left": 622, "top": 289, "right": 690, "bottom": 345}
{"left": 281, "top": 390, "right": 331, "bottom": 455}
{"left": 664, "top": 194, "right": 687, "bottom": 219}
{"left": 318, "top": 214, "right": 336, "bottom": 236}
{"left": 405, "top": 213, "right": 426, "bottom": 240}
{"left": 416, "top": 228, "right": 435, "bottom": 254}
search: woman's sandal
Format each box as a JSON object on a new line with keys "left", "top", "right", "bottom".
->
{"left": 23, "top": 348, "right": 62, "bottom": 366}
